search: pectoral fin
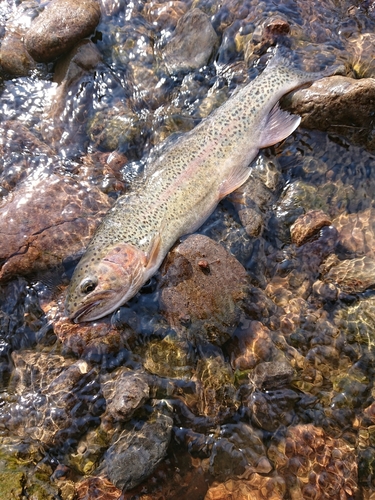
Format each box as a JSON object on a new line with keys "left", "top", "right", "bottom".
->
{"left": 259, "top": 103, "right": 301, "bottom": 148}
{"left": 145, "top": 234, "right": 162, "bottom": 270}
{"left": 218, "top": 162, "right": 254, "bottom": 198}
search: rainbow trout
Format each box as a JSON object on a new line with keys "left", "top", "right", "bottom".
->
{"left": 66, "top": 52, "right": 338, "bottom": 322}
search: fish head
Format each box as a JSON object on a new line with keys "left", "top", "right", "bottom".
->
{"left": 65, "top": 242, "right": 147, "bottom": 322}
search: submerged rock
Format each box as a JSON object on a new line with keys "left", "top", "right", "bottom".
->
{"left": 209, "top": 422, "right": 270, "bottom": 480}
{"left": 323, "top": 255, "right": 375, "bottom": 294}
{"left": 205, "top": 475, "right": 286, "bottom": 500}
{"left": 333, "top": 208, "right": 375, "bottom": 258}
{"left": 53, "top": 40, "right": 102, "bottom": 86}
{"left": 159, "top": 234, "right": 248, "bottom": 345}
{"left": 0, "top": 1, "right": 37, "bottom": 77}
{"left": 162, "top": 8, "right": 219, "bottom": 73}
{"left": 25, "top": 0, "right": 101, "bottom": 62}
{"left": 75, "top": 477, "right": 122, "bottom": 500}
{"left": 0, "top": 166, "right": 112, "bottom": 281}
{"left": 283, "top": 75, "right": 375, "bottom": 152}
{"left": 101, "top": 368, "right": 150, "bottom": 421}
{"left": 0, "top": 29, "right": 35, "bottom": 77}
{"left": 0, "top": 351, "right": 94, "bottom": 447}
{"left": 96, "top": 412, "right": 173, "bottom": 491}
{"left": 144, "top": 336, "right": 195, "bottom": 379}
{"left": 268, "top": 424, "right": 357, "bottom": 499}
{"left": 290, "top": 210, "right": 331, "bottom": 246}
{"left": 194, "top": 350, "right": 238, "bottom": 421}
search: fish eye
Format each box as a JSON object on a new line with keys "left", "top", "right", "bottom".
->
{"left": 80, "top": 278, "right": 98, "bottom": 295}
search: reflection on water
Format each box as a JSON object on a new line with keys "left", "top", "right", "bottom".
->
{"left": 1, "top": 0, "right": 375, "bottom": 498}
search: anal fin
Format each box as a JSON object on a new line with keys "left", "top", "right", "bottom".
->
{"left": 259, "top": 103, "right": 301, "bottom": 148}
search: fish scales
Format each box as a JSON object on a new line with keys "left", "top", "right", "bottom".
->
{"left": 66, "top": 52, "right": 339, "bottom": 322}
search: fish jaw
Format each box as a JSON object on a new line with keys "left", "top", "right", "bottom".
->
{"left": 65, "top": 242, "right": 148, "bottom": 322}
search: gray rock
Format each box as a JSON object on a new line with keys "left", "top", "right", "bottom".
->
{"left": 53, "top": 39, "right": 102, "bottom": 86}
{"left": 25, "top": 0, "right": 101, "bottom": 62}
{"left": 101, "top": 369, "right": 150, "bottom": 421}
{"left": 98, "top": 412, "right": 173, "bottom": 491}
{"left": 163, "top": 8, "right": 218, "bottom": 73}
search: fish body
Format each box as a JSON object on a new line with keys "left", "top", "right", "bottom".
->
{"left": 66, "top": 52, "right": 338, "bottom": 322}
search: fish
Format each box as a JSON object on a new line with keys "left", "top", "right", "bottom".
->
{"left": 65, "top": 50, "right": 340, "bottom": 322}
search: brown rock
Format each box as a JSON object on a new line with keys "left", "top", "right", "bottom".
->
{"left": 244, "top": 15, "right": 291, "bottom": 64}
{"left": 0, "top": 167, "right": 112, "bottom": 281}
{"left": 25, "top": 0, "right": 101, "bottom": 62}
{"left": 323, "top": 255, "right": 375, "bottom": 293}
{"left": 229, "top": 321, "right": 276, "bottom": 371}
{"left": 205, "top": 475, "right": 285, "bottom": 500}
{"left": 0, "top": 29, "right": 35, "bottom": 76}
{"left": 268, "top": 424, "right": 357, "bottom": 499}
{"left": 290, "top": 210, "right": 332, "bottom": 246}
{"left": 0, "top": 1, "right": 38, "bottom": 77}
{"left": 159, "top": 234, "right": 248, "bottom": 345}
{"left": 144, "top": 1, "right": 188, "bottom": 30}
{"left": 333, "top": 208, "right": 375, "bottom": 258}
{"left": 54, "top": 314, "right": 122, "bottom": 356}
{"left": 282, "top": 75, "right": 375, "bottom": 151}
{"left": 76, "top": 477, "right": 122, "bottom": 500}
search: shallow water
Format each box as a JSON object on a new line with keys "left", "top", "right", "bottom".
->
{"left": 1, "top": 0, "right": 375, "bottom": 498}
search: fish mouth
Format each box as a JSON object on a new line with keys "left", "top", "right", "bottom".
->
{"left": 70, "top": 300, "right": 101, "bottom": 323}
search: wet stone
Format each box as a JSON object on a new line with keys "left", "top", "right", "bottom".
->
{"left": 0, "top": 354, "right": 96, "bottom": 447}
{"left": 244, "top": 14, "right": 291, "bottom": 65}
{"left": 0, "top": 166, "right": 112, "bottom": 281}
{"left": 0, "top": 29, "right": 35, "bottom": 77}
{"left": 75, "top": 477, "right": 122, "bottom": 500}
{"left": 0, "top": 0, "right": 38, "bottom": 77}
{"left": 25, "top": 0, "right": 101, "bottom": 63}
{"left": 144, "top": 336, "right": 195, "bottom": 379}
{"left": 247, "top": 388, "right": 300, "bottom": 432}
{"left": 249, "top": 359, "right": 295, "bottom": 391}
{"left": 323, "top": 256, "right": 375, "bottom": 294}
{"left": 333, "top": 208, "right": 375, "bottom": 258}
{"left": 53, "top": 40, "right": 102, "bottom": 86}
{"left": 162, "top": 8, "right": 219, "bottom": 73}
{"left": 159, "top": 234, "right": 248, "bottom": 346}
{"left": 101, "top": 368, "right": 150, "bottom": 421}
{"left": 209, "top": 422, "right": 269, "bottom": 480}
{"left": 282, "top": 75, "right": 375, "bottom": 152}
{"left": 205, "top": 475, "right": 286, "bottom": 500}
{"left": 290, "top": 210, "right": 332, "bottom": 246}
{"left": 194, "top": 352, "right": 238, "bottom": 421}
{"left": 54, "top": 314, "right": 124, "bottom": 358}
{"left": 144, "top": 1, "right": 189, "bottom": 31}
{"left": 268, "top": 424, "right": 357, "bottom": 499}
{"left": 96, "top": 411, "right": 173, "bottom": 491}
{"left": 229, "top": 320, "right": 277, "bottom": 371}
{"left": 9, "top": 350, "right": 76, "bottom": 394}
